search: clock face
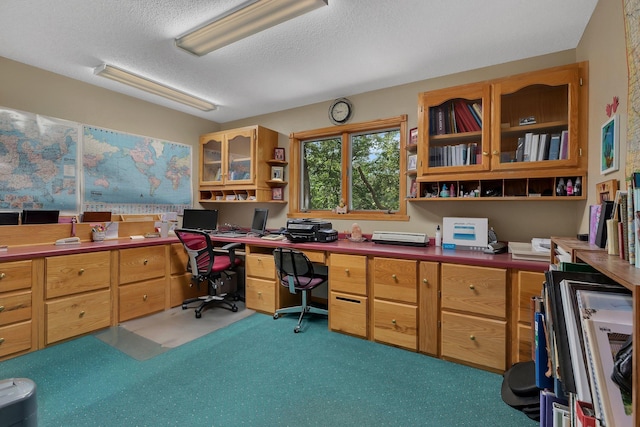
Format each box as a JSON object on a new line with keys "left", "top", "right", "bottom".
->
{"left": 329, "top": 98, "right": 352, "bottom": 124}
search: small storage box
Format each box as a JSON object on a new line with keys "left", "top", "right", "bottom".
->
{"left": 0, "top": 378, "right": 37, "bottom": 427}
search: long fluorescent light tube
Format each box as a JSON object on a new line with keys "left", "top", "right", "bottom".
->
{"left": 176, "top": 0, "right": 327, "bottom": 56}
{"left": 94, "top": 64, "right": 216, "bottom": 111}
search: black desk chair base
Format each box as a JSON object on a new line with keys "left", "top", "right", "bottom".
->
{"left": 182, "top": 295, "right": 238, "bottom": 318}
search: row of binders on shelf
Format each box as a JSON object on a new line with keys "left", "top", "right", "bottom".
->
{"left": 428, "top": 142, "right": 480, "bottom": 167}
{"left": 513, "top": 131, "right": 569, "bottom": 163}
{"left": 532, "top": 264, "right": 632, "bottom": 426}
{"left": 593, "top": 173, "right": 640, "bottom": 266}
{"left": 429, "top": 100, "right": 482, "bottom": 135}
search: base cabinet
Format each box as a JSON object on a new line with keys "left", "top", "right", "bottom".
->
{"left": 440, "top": 263, "right": 507, "bottom": 371}
{"left": 372, "top": 258, "right": 418, "bottom": 350}
{"left": 118, "top": 246, "right": 166, "bottom": 321}
{"left": 511, "top": 270, "right": 545, "bottom": 363}
{"left": 329, "top": 253, "right": 368, "bottom": 338}
{"left": 119, "top": 278, "right": 165, "bottom": 322}
{"left": 169, "top": 243, "right": 206, "bottom": 308}
{"left": 45, "top": 289, "right": 111, "bottom": 344}
{"left": 0, "top": 260, "right": 33, "bottom": 359}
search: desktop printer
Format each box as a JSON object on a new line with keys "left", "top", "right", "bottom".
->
{"left": 285, "top": 219, "right": 338, "bottom": 243}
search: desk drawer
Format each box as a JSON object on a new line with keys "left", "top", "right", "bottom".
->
{"left": 119, "top": 246, "right": 166, "bottom": 284}
{"left": 329, "top": 254, "right": 366, "bottom": 295}
{"left": 119, "top": 278, "right": 166, "bottom": 321}
{"left": 246, "top": 254, "right": 275, "bottom": 280}
{"left": 0, "top": 291, "right": 31, "bottom": 326}
{"left": 245, "top": 277, "right": 275, "bottom": 313}
{"left": 441, "top": 311, "right": 506, "bottom": 371}
{"left": 46, "top": 289, "right": 111, "bottom": 344}
{"left": 329, "top": 291, "right": 367, "bottom": 338}
{"left": 170, "top": 273, "right": 206, "bottom": 308}
{"left": 0, "top": 260, "right": 32, "bottom": 292}
{"left": 373, "top": 258, "right": 417, "bottom": 304}
{"left": 0, "top": 321, "right": 31, "bottom": 358}
{"left": 441, "top": 264, "right": 506, "bottom": 318}
{"left": 46, "top": 252, "right": 111, "bottom": 298}
{"left": 373, "top": 299, "right": 417, "bottom": 350}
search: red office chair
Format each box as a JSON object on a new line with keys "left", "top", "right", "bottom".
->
{"left": 175, "top": 228, "right": 242, "bottom": 318}
{"left": 273, "top": 247, "right": 328, "bottom": 333}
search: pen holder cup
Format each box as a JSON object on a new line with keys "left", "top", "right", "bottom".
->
{"left": 92, "top": 231, "right": 106, "bottom": 242}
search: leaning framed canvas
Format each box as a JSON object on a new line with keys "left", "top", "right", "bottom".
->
{"left": 600, "top": 114, "right": 619, "bottom": 175}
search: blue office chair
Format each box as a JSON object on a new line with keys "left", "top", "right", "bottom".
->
{"left": 175, "top": 228, "right": 242, "bottom": 318}
{"left": 272, "top": 247, "right": 328, "bottom": 333}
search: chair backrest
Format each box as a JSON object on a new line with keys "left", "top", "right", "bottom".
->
{"left": 175, "top": 228, "right": 215, "bottom": 278}
{"left": 273, "top": 247, "right": 325, "bottom": 292}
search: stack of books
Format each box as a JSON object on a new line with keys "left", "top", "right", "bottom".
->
{"left": 508, "top": 239, "right": 551, "bottom": 262}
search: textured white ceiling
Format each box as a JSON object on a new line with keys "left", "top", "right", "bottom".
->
{"left": 0, "top": 0, "right": 598, "bottom": 123}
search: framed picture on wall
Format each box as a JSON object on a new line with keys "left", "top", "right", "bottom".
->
{"left": 271, "top": 166, "right": 284, "bottom": 181}
{"left": 600, "top": 114, "right": 619, "bottom": 175}
{"left": 409, "top": 127, "right": 418, "bottom": 146}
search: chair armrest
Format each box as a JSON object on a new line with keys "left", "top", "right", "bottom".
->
{"left": 221, "top": 242, "right": 243, "bottom": 265}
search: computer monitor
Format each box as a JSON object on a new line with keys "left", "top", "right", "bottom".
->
{"left": 21, "top": 209, "right": 60, "bottom": 225}
{"left": 250, "top": 208, "right": 269, "bottom": 236}
{"left": 182, "top": 209, "right": 218, "bottom": 232}
{"left": 0, "top": 212, "right": 20, "bottom": 225}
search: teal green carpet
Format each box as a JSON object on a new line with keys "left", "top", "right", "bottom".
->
{"left": 0, "top": 314, "right": 536, "bottom": 426}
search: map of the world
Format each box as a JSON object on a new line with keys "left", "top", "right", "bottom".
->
{"left": 0, "top": 107, "right": 192, "bottom": 214}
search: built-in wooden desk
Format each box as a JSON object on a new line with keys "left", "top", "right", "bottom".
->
{"left": 0, "top": 226, "right": 548, "bottom": 374}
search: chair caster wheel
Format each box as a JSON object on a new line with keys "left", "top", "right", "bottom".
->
{"left": 294, "top": 326, "right": 301, "bottom": 333}
{"left": 233, "top": 295, "right": 240, "bottom": 301}
{"left": 231, "top": 305, "right": 238, "bottom": 312}
{"left": 273, "top": 313, "right": 279, "bottom": 319}
{"left": 195, "top": 311, "right": 202, "bottom": 319}
{"left": 182, "top": 304, "right": 188, "bottom": 310}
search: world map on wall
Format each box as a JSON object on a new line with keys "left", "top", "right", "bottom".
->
{"left": 0, "top": 108, "right": 80, "bottom": 211}
{"left": 83, "top": 126, "right": 192, "bottom": 206}
{"left": 0, "top": 107, "right": 192, "bottom": 214}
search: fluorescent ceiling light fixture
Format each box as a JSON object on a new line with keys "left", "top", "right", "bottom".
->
{"left": 176, "top": 0, "right": 328, "bottom": 56}
{"left": 94, "top": 64, "right": 216, "bottom": 111}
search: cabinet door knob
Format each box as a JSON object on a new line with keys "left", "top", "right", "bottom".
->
{"left": 143, "top": 259, "right": 148, "bottom": 265}
{"left": 143, "top": 294, "right": 148, "bottom": 301}
{"left": 0, "top": 306, "right": 4, "bottom": 312}
{"left": 0, "top": 338, "right": 4, "bottom": 344}
{"left": 344, "top": 268, "right": 349, "bottom": 274}
{"left": 482, "top": 151, "right": 489, "bottom": 156}
{"left": 392, "top": 274, "right": 397, "bottom": 280}
{"left": 469, "top": 335, "right": 475, "bottom": 341}
{"left": 422, "top": 278, "right": 428, "bottom": 284}
{"left": 79, "top": 268, "right": 85, "bottom": 274}
{"left": 79, "top": 311, "right": 86, "bottom": 318}
{"left": 492, "top": 150, "right": 499, "bottom": 155}
{"left": 391, "top": 319, "right": 396, "bottom": 324}
{"left": 0, "top": 272, "right": 5, "bottom": 279}
{"left": 469, "top": 285, "right": 475, "bottom": 290}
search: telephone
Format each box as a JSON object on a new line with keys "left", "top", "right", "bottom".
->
{"left": 484, "top": 227, "right": 506, "bottom": 254}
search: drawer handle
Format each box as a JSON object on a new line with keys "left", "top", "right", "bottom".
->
{"left": 79, "top": 311, "right": 86, "bottom": 318}
{"left": 391, "top": 319, "right": 396, "bottom": 324}
{"left": 344, "top": 268, "right": 349, "bottom": 274}
{"left": 469, "top": 335, "right": 475, "bottom": 341}
{"left": 258, "top": 292, "right": 262, "bottom": 297}
{"left": 492, "top": 150, "right": 499, "bottom": 155}
{"left": 422, "top": 278, "right": 428, "bottom": 284}
{"left": 392, "top": 274, "right": 397, "bottom": 280}
{"left": 79, "top": 268, "right": 85, "bottom": 274}
{"left": 0, "top": 272, "right": 5, "bottom": 279}
{"left": 0, "top": 338, "right": 4, "bottom": 344}
{"left": 335, "top": 296, "right": 360, "bottom": 304}
{"left": 0, "top": 306, "right": 4, "bottom": 312}
{"left": 143, "top": 259, "right": 148, "bottom": 265}
{"left": 143, "top": 294, "right": 148, "bottom": 301}
{"left": 469, "top": 285, "right": 475, "bottom": 290}
{"left": 482, "top": 151, "right": 489, "bottom": 156}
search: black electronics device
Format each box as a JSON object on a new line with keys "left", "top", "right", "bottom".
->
{"left": 285, "top": 219, "right": 338, "bottom": 243}
{"left": 250, "top": 208, "right": 269, "bottom": 236}
{"left": 182, "top": 209, "right": 218, "bottom": 232}
{"left": 0, "top": 212, "right": 20, "bottom": 225}
{"left": 21, "top": 209, "right": 59, "bottom": 224}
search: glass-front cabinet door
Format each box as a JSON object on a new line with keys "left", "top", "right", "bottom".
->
{"left": 200, "top": 132, "right": 223, "bottom": 185}
{"left": 490, "top": 66, "right": 580, "bottom": 171}
{"left": 225, "top": 129, "right": 255, "bottom": 184}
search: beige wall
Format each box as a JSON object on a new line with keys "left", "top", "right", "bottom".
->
{"left": 0, "top": 0, "right": 627, "bottom": 243}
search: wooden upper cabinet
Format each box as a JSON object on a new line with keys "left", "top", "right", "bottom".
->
{"left": 491, "top": 63, "right": 583, "bottom": 172}
{"left": 417, "top": 82, "right": 491, "bottom": 176}
{"left": 198, "top": 125, "right": 279, "bottom": 203}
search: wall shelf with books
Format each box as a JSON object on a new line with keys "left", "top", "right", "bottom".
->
{"left": 414, "top": 62, "right": 587, "bottom": 201}
{"left": 417, "top": 82, "right": 491, "bottom": 176}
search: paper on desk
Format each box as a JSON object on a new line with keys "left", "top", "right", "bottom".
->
{"left": 531, "top": 238, "right": 551, "bottom": 253}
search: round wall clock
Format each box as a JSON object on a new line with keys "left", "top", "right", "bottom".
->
{"left": 329, "top": 98, "right": 353, "bottom": 125}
